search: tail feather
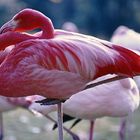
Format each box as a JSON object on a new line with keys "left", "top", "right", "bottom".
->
{"left": 113, "top": 45, "right": 140, "bottom": 77}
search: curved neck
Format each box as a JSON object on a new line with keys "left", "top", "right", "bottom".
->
{"left": 40, "top": 17, "right": 54, "bottom": 39}
{"left": 0, "top": 31, "right": 38, "bottom": 50}
{"left": 26, "top": 15, "right": 54, "bottom": 39}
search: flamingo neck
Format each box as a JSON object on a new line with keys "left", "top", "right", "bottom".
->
{"left": 24, "top": 15, "right": 55, "bottom": 39}
{"left": 0, "top": 31, "right": 38, "bottom": 50}
{"left": 40, "top": 18, "right": 54, "bottom": 39}
{"left": 15, "top": 9, "right": 55, "bottom": 39}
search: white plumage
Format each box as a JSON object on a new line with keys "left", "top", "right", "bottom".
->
{"left": 29, "top": 75, "right": 139, "bottom": 120}
{"left": 111, "top": 26, "right": 140, "bottom": 51}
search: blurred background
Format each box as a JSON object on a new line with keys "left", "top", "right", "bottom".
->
{"left": 0, "top": 0, "right": 140, "bottom": 140}
{"left": 0, "top": 0, "right": 140, "bottom": 39}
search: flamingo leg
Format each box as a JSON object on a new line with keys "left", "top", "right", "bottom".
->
{"left": 0, "top": 113, "right": 3, "bottom": 140}
{"left": 89, "top": 120, "right": 95, "bottom": 140}
{"left": 119, "top": 118, "right": 127, "bottom": 140}
{"left": 45, "top": 115, "right": 80, "bottom": 140}
{"left": 85, "top": 76, "right": 126, "bottom": 90}
{"left": 35, "top": 98, "right": 66, "bottom": 140}
{"left": 57, "top": 102, "right": 64, "bottom": 140}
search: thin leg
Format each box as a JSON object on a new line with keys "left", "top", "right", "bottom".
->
{"left": 57, "top": 102, "right": 63, "bottom": 140}
{"left": 85, "top": 76, "right": 126, "bottom": 90}
{"left": 89, "top": 120, "right": 95, "bottom": 140}
{"left": 46, "top": 115, "right": 80, "bottom": 140}
{"left": 0, "top": 113, "right": 3, "bottom": 140}
{"left": 127, "top": 114, "right": 133, "bottom": 140}
{"left": 35, "top": 98, "right": 65, "bottom": 140}
{"left": 119, "top": 118, "right": 127, "bottom": 140}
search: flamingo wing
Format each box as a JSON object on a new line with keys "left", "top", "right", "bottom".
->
{"left": 0, "top": 36, "right": 140, "bottom": 98}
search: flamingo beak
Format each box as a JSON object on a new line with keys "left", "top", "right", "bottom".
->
{"left": 0, "top": 19, "right": 18, "bottom": 34}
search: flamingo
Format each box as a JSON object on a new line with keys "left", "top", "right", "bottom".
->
{"left": 29, "top": 75, "right": 139, "bottom": 140}
{"left": 110, "top": 25, "right": 140, "bottom": 89}
{"left": 110, "top": 26, "right": 140, "bottom": 91}
{"left": 1, "top": 9, "right": 140, "bottom": 140}
{"left": 111, "top": 26, "right": 140, "bottom": 88}
{"left": 111, "top": 26, "right": 140, "bottom": 89}
{"left": 1, "top": 9, "right": 140, "bottom": 81}
{"left": 61, "top": 22, "right": 79, "bottom": 33}
{"left": 111, "top": 26, "right": 140, "bottom": 51}
{"left": 111, "top": 26, "right": 140, "bottom": 140}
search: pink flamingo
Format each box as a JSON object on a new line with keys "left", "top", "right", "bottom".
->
{"left": 29, "top": 75, "right": 139, "bottom": 140}
{"left": 1, "top": 9, "right": 140, "bottom": 140}
{"left": 1, "top": 9, "right": 140, "bottom": 79}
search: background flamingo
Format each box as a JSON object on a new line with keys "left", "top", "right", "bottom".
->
{"left": 29, "top": 75, "right": 139, "bottom": 140}
{"left": 61, "top": 22, "right": 79, "bottom": 33}
{"left": 111, "top": 26, "right": 140, "bottom": 87}
{"left": 1, "top": 9, "right": 140, "bottom": 140}
{"left": 111, "top": 26, "right": 140, "bottom": 52}
{"left": 111, "top": 26, "right": 140, "bottom": 140}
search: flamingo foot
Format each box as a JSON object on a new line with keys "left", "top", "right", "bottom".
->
{"left": 46, "top": 115, "right": 80, "bottom": 140}
{"left": 63, "top": 127, "right": 80, "bottom": 140}
{"left": 35, "top": 98, "right": 66, "bottom": 105}
{"left": 36, "top": 99, "right": 64, "bottom": 140}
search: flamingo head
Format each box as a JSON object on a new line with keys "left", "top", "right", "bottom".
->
{"left": 0, "top": 8, "right": 50, "bottom": 34}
